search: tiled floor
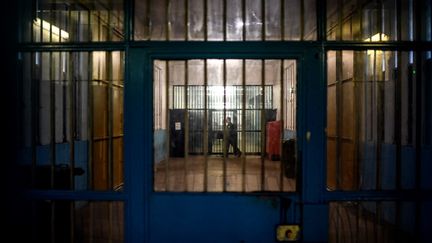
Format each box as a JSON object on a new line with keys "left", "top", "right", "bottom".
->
{"left": 154, "top": 155, "right": 296, "bottom": 192}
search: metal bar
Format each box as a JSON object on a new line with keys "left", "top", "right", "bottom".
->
{"left": 354, "top": 51, "right": 360, "bottom": 191}
{"left": 51, "top": 200, "right": 55, "bottom": 243}
{"left": 165, "top": 60, "right": 170, "bottom": 191}
{"left": 316, "top": 0, "right": 326, "bottom": 41}
{"left": 70, "top": 201, "right": 75, "bottom": 243}
{"left": 279, "top": 59, "right": 284, "bottom": 192}
{"left": 166, "top": 0, "right": 170, "bottom": 41}
{"left": 204, "top": 0, "right": 208, "bottom": 41}
{"left": 223, "top": 0, "right": 227, "bottom": 41}
{"left": 108, "top": 52, "right": 114, "bottom": 190}
{"left": 50, "top": 52, "right": 56, "bottom": 189}
{"left": 107, "top": 2, "right": 112, "bottom": 41}
{"left": 395, "top": 51, "right": 402, "bottom": 190}
{"left": 98, "top": 9, "right": 102, "bottom": 41}
{"left": 89, "top": 201, "right": 94, "bottom": 243}
{"left": 68, "top": 52, "right": 76, "bottom": 192}
{"left": 372, "top": 50, "right": 381, "bottom": 191}
{"left": 88, "top": 52, "right": 94, "bottom": 189}
{"left": 335, "top": 51, "right": 342, "bottom": 189}
{"left": 31, "top": 52, "right": 39, "bottom": 188}
{"left": 241, "top": 59, "right": 246, "bottom": 192}
{"left": 337, "top": 0, "right": 342, "bottom": 41}
{"left": 109, "top": 201, "right": 113, "bottom": 243}
{"left": 146, "top": 0, "right": 151, "bottom": 40}
{"left": 88, "top": 7, "right": 91, "bottom": 42}
{"left": 261, "top": 0, "right": 265, "bottom": 41}
{"left": 355, "top": 202, "right": 360, "bottom": 243}
{"left": 223, "top": 59, "right": 227, "bottom": 192}
{"left": 204, "top": 59, "right": 209, "bottom": 191}
{"left": 414, "top": 7, "right": 423, "bottom": 238}
{"left": 124, "top": 0, "right": 131, "bottom": 41}
{"left": 261, "top": 59, "right": 265, "bottom": 191}
{"left": 242, "top": 0, "right": 246, "bottom": 41}
{"left": 185, "top": 0, "right": 189, "bottom": 41}
{"left": 31, "top": 0, "right": 36, "bottom": 42}
{"left": 184, "top": 60, "right": 189, "bottom": 191}
{"left": 300, "top": 0, "right": 304, "bottom": 40}
{"left": 49, "top": 2, "right": 53, "bottom": 42}
{"left": 281, "top": 0, "right": 284, "bottom": 41}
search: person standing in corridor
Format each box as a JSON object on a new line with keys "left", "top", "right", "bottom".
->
{"left": 225, "top": 117, "right": 242, "bottom": 158}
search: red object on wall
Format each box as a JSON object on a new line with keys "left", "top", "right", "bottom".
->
{"left": 266, "top": 120, "right": 281, "bottom": 160}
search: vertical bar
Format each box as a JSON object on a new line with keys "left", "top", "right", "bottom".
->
{"left": 241, "top": 59, "right": 246, "bottom": 192}
{"left": 204, "top": 59, "right": 209, "bottom": 191}
{"left": 356, "top": 202, "right": 360, "bottom": 243}
{"left": 414, "top": 3, "right": 423, "bottom": 237}
{"left": 335, "top": 51, "right": 342, "bottom": 189}
{"left": 242, "top": 0, "right": 246, "bottom": 41}
{"left": 337, "top": 0, "right": 342, "bottom": 41}
{"left": 223, "top": 0, "right": 227, "bottom": 41}
{"left": 49, "top": 3, "right": 53, "bottom": 42}
{"left": 280, "top": 0, "right": 284, "bottom": 40}
{"left": 31, "top": 52, "right": 39, "bottom": 188}
{"left": 372, "top": 50, "right": 381, "bottom": 191}
{"left": 279, "top": 60, "right": 284, "bottom": 191}
{"left": 300, "top": 0, "right": 305, "bottom": 40}
{"left": 31, "top": 0, "right": 36, "bottom": 42}
{"left": 316, "top": 0, "right": 326, "bottom": 41}
{"left": 395, "top": 52, "right": 402, "bottom": 190}
{"left": 51, "top": 201, "right": 56, "bottom": 243}
{"left": 184, "top": 60, "right": 189, "bottom": 191}
{"left": 70, "top": 200, "right": 75, "bottom": 243}
{"left": 354, "top": 52, "right": 360, "bottom": 191}
{"left": 109, "top": 202, "right": 113, "bottom": 243}
{"left": 185, "top": 0, "right": 189, "bottom": 41}
{"left": 89, "top": 201, "right": 94, "bottom": 243}
{"left": 378, "top": 0, "right": 383, "bottom": 41}
{"left": 261, "top": 59, "right": 265, "bottom": 190}
{"left": 68, "top": 54, "right": 75, "bottom": 189}
{"left": 223, "top": 59, "right": 227, "bottom": 192}
{"left": 39, "top": 1, "right": 43, "bottom": 43}
{"left": 204, "top": 0, "right": 208, "bottom": 41}
{"left": 261, "top": 0, "right": 265, "bottom": 41}
{"left": 108, "top": 52, "right": 114, "bottom": 190}
{"left": 165, "top": 61, "right": 170, "bottom": 191}
{"left": 50, "top": 52, "right": 56, "bottom": 189}
{"left": 67, "top": 52, "right": 76, "bottom": 241}
{"left": 166, "top": 0, "right": 170, "bottom": 40}
{"left": 87, "top": 7, "right": 91, "bottom": 42}
{"left": 124, "top": 0, "right": 131, "bottom": 41}
{"left": 107, "top": 2, "right": 112, "bottom": 41}
{"left": 88, "top": 52, "right": 94, "bottom": 189}
{"left": 375, "top": 202, "right": 381, "bottom": 243}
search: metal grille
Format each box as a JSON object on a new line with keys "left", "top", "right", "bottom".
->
{"left": 173, "top": 85, "right": 272, "bottom": 154}
{"left": 134, "top": 0, "right": 317, "bottom": 41}
{"left": 153, "top": 59, "right": 298, "bottom": 192}
{"left": 329, "top": 201, "right": 421, "bottom": 243}
{"left": 326, "top": 50, "right": 429, "bottom": 191}
{"left": 19, "top": 51, "right": 124, "bottom": 191}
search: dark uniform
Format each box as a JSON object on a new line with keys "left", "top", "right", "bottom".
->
{"left": 225, "top": 118, "right": 242, "bottom": 157}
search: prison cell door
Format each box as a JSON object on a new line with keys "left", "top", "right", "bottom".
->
{"left": 127, "top": 49, "right": 325, "bottom": 242}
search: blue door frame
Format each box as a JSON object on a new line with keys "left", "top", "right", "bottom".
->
{"left": 125, "top": 42, "right": 327, "bottom": 242}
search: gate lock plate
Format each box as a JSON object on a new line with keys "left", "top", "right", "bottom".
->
{"left": 276, "top": 225, "right": 300, "bottom": 242}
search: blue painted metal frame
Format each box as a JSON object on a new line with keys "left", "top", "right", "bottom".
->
{"left": 125, "top": 42, "right": 327, "bottom": 242}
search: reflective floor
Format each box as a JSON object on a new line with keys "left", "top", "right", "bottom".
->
{"left": 154, "top": 155, "right": 296, "bottom": 192}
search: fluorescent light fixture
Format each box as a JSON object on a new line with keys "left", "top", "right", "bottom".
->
{"left": 33, "top": 18, "right": 69, "bottom": 39}
{"left": 365, "top": 33, "right": 389, "bottom": 56}
{"left": 364, "top": 33, "right": 389, "bottom": 42}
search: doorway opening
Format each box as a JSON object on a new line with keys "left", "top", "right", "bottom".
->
{"left": 153, "top": 59, "right": 297, "bottom": 192}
